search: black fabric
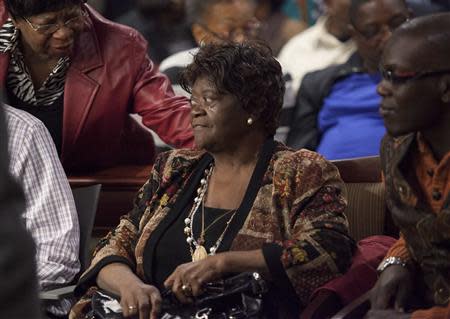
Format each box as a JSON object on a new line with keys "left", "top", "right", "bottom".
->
{"left": 286, "top": 53, "right": 365, "bottom": 150}
{"left": 152, "top": 206, "right": 235, "bottom": 289}
{"left": 262, "top": 243, "right": 300, "bottom": 317}
{"left": 142, "top": 153, "right": 214, "bottom": 284}
{"left": 6, "top": 89, "right": 64, "bottom": 155}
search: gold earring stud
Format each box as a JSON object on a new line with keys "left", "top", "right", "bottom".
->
{"left": 247, "top": 118, "right": 253, "bottom": 126}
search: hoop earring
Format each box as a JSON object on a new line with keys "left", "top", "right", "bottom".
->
{"left": 247, "top": 118, "right": 254, "bottom": 126}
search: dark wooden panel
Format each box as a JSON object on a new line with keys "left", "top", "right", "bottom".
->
{"left": 69, "top": 165, "right": 151, "bottom": 236}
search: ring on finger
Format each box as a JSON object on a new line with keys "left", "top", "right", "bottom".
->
{"left": 181, "top": 283, "right": 193, "bottom": 296}
{"left": 128, "top": 305, "right": 137, "bottom": 312}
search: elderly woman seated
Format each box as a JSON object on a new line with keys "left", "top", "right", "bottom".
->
{"left": 70, "top": 42, "right": 355, "bottom": 319}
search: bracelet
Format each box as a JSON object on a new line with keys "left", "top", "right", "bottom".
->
{"left": 377, "top": 256, "right": 407, "bottom": 274}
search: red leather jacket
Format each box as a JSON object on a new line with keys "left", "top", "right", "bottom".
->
{"left": 0, "top": 3, "right": 194, "bottom": 173}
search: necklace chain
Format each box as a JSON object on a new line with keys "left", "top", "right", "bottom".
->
{"left": 184, "top": 164, "right": 238, "bottom": 261}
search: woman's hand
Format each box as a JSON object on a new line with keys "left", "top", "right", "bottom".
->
{"left": 370, "top": 265, "right": 413, "bottom": 311}
{"left": 119, "top": 281, "right": 161, "bottom": 319}
{"left": 164, "top": 254, "right": 226, "bottom": 303}
{"left": 97, "top": 263, "right": 161, "bottom": 319}
{"left": 164, "top": 250, "right": 269, "bottom": 304}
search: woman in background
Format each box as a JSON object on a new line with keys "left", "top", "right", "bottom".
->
{"left": 0, "top": 0, "right": 193, "bottom": 173}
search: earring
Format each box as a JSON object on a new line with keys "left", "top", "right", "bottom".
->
{"left": 247, "top": 118, "right": 254, "bottom": 126}
{"left": 199, "top": 40, "right": 206, "bottom": 47}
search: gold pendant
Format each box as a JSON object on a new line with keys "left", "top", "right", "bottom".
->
{"left": 192, "top": 245, "right": 208, "bottom": 261}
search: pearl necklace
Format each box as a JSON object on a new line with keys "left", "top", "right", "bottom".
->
{"left": 184, "top": 165, "right": 238, "bottom": 262}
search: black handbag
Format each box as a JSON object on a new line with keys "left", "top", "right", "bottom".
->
{"left": 87, "top": 272, "right": 268, "bottom": 319}
{"left": 160, "top": 272, "right": 269, "bottom": 319}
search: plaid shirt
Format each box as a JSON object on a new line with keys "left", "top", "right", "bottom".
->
{"left": 4, "top": 105, "right": 80, "bottom": 315}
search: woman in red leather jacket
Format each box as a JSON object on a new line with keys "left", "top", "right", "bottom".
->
{"left": 0, "top": 0, "right": 194, "bottom": 173}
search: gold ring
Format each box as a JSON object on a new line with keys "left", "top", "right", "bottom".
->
{"left": 181, "top": 284, "right": 192, "bottom": 295}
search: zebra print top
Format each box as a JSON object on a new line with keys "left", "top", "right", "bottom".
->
{"left": 0, "top": 19, "right": 70, "bottom": 106}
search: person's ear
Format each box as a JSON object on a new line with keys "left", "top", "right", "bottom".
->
{"left": 438, "top": 75, "right": 450, "bottom": 103}
{"left": 192, "top": 23, "right": 209, "bottom": 46}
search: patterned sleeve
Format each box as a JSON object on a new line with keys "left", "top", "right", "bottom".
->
{"left": 270, "top": 150, "right": 355, "bottom": 308}
{"left": 9, "top": 117, "right": 80, "bottom": 315}
{"left": 77, "top": 152, "right": 168, "bottom": 290}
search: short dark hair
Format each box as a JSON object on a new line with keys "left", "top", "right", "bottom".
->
{"left": 180, "top": 41, "right": 285, "bottom": 136}
{"left": 5, "top": 0, "right": 86, "bottom": 18}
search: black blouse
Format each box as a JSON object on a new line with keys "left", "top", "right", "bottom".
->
{"left": 152, "top": 205, "right": 236, "bottom": 289}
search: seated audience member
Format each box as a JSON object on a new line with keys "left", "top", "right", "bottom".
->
{"left": 368, "top": 14, "right": 450, "bottom": 319}
{"left": 159, "top": 0, "right": 259, "bottom": 96}
{"left": 0, "top": 104, "right": 40, "bottom": 318}
{"left": 116, "top": 0, "right": 196, "bottom": 64}
{"left": 70, "top": 42, "right": 355, "bottom": 319}
{"left": 278, "top": 0, "right": 356, "bottom": 93}
{"left": 286, "top": 0, "right": 411, "bottom": 160}
{"left": 255, "top": 0, "right": 307, "bottom": 56}
{"left": 5, "top": 104, "right": 79, "bottom": 317}
{"left": 0, "top": 0, "right": 193, "bottom": 174}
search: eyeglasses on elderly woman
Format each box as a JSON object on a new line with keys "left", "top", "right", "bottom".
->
{"left": 21, "top": 8, "right": 88, "bottom": 35}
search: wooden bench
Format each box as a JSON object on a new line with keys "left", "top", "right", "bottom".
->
{"left": 69, "top": 164, "right": 150, "bottom": 236}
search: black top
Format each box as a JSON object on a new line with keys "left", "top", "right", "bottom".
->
{"left": 6, "top": 89, "right": 64, "bottom": 155}
{"left": 152, "top": 205, "right": 235, "bottom": 289}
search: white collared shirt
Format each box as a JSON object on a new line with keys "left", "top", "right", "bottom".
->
{"left": 278, "top": 16, "right": 356, "bottom": 92}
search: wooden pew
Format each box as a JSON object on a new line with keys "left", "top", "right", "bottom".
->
{"left": 69, "top": 164, "right": 151, "bottom": 236}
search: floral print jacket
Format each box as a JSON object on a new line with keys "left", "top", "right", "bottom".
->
{"left": 71, "top": 140, "right": 354, "bottom": 318}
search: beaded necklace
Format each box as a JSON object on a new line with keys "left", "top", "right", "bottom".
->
{"left": 184, "top": 165, "right": 238, "bottom": 262}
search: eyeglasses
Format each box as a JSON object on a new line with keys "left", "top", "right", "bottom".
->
{"left": 198, "top": 19, "right": 261, "bottom": 42}
{"left": 379, "top": 66, "right": 450, "bottom": 85}
{"left": 353, "top": 15, "right": 409, "bottom": 40}
{"left": 22, "top": 9, "right": 87, "bottom": 35}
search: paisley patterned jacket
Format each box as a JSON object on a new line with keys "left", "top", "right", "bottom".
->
{"left": 71, "top": 140, "right": 355, "bottom": 318}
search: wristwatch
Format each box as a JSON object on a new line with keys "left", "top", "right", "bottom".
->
{"left": 377, "top": 256, "right": 407, "bottom": 274}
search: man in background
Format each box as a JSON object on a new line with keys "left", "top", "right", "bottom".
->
{"left": 286, "top": 0, "right": 411, "bottom": 160}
